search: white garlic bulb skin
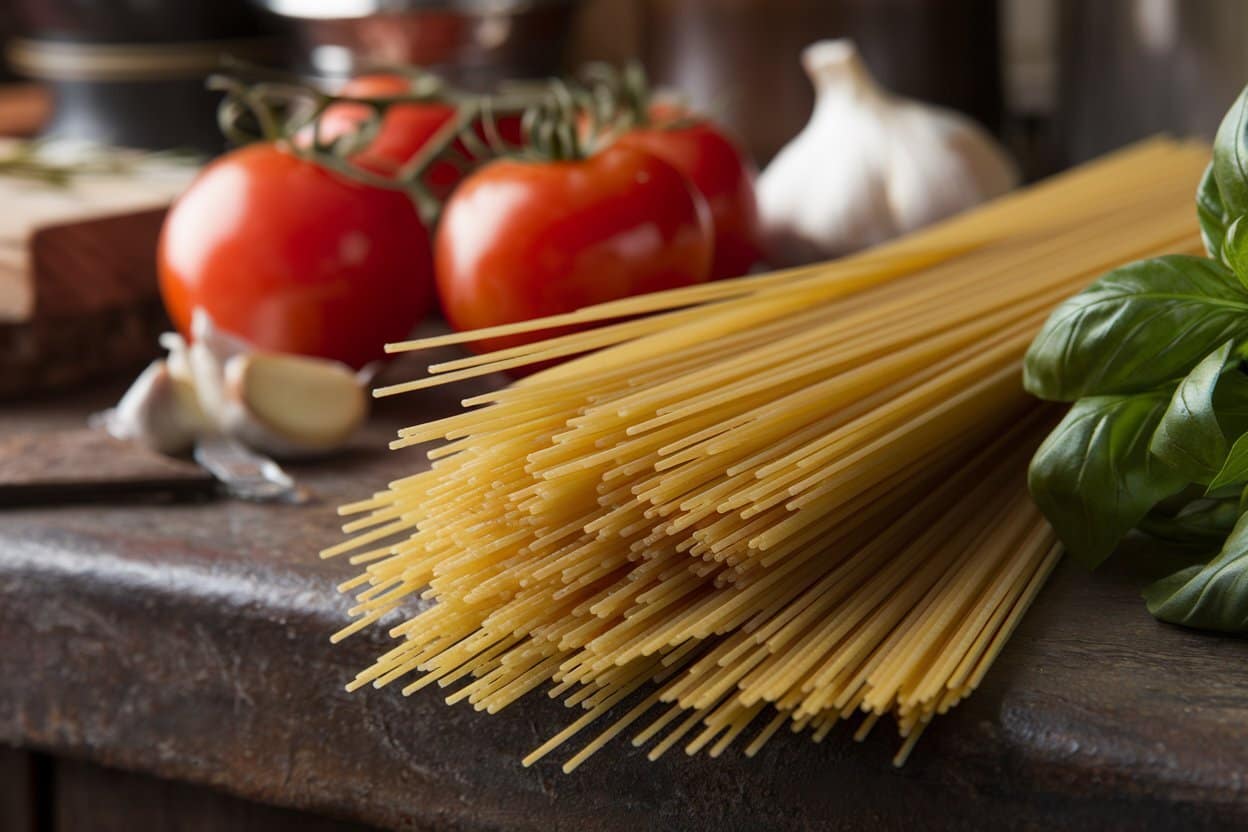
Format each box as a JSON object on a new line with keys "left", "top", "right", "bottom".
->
{"left": 106, "top": 358, "right": 205, "bottom": 456}
{"left": 758, "top": 39, "right": 1019, "bottom": 267}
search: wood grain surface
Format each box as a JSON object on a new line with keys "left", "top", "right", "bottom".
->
{"left": 0, "top": 746, "right": 36, "bottom": 832}
{"left": 1, "top": 361, "right": 1246, "bottom": 830}
{"left": 0, "top": 138, "right": 196, "bottom": 399}
{"left": 51, "top": 758, "right": 376, "bottom": 832}
{"left": 0, "top": 428, "right": 214, "bottom": 505}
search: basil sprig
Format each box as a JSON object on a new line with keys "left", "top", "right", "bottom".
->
{"left": 1026, "top": 83, "right": 1248, "bottom": 632}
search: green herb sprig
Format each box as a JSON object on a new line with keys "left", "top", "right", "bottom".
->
{"left": 1025, "top": 83, "right": 1248, "bottom": 633}
{"left": 0, "top": 139, "right": 195, "bottom": 185}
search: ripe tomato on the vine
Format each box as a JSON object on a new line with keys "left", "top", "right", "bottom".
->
{"left": 158, "top": 143, "right": 434, "bottom": 369}
{"left": 317, "top": 74, "right": 524, "bottom": 199}
{"left": 435, "top": 143, "right": 714, "bottom": 354}
{"left": 614, "top": 106, "right": 762, "bottom": 280}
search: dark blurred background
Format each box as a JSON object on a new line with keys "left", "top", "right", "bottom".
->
{"left": 1, "top": 0, "right": 1247, "bottom": 175}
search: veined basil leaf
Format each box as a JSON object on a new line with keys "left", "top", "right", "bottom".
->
{"left": 1213, "top": 364, "right": 1248, "bottom": 436}
{"left": 1198, "top": 162, "right": 1230, "bottom": 259}
{"left": 1029, "top": 390, "right": 1188, "bottom": 567}
{"left": 1145, "top": 510, "right": 1248, "bottom": 632}
{"left": 1209, "top": 432, "right": 1248, "bottom": 492}
{"left": 1205, "top": 367, "right": 1248, "bottom": 492}
{"left": 1221, "top": 216, "right": 1248, "bottom": 289}
{"left": 1150, "top": 341, "right": 1234, "bottom": 483}
{"left": 1213, "top": 83, "right": 1248, "bottom": 217}
{"left": 1139, "top": 499, "right": 1239, "bottom": 544}
{"left": 1023, "top": 255, "right": 1248, "bottom": 401}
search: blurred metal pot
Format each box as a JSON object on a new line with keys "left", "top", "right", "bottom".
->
{"left": 1057, "top": 0, "right": 1248, "bottom": 164}
{"left": 6, "top": 0, "right": 282, "bottom": 151}
{"left": 258, "top": 0, "right": 576, "bottom": 88}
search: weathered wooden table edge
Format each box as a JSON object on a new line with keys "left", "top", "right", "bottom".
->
{"left": 3, "top": 387, "right": 1248, "bottom": 831}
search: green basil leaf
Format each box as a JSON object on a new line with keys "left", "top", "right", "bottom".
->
{"left": 1221, "top": 216, "right": 1248, "bottom": 289}
{"left": 1023, "top": 255, "right": 1248, "bottom": 401}
{"left": 1139, "top": 499, "right": 1239, "bottom": 544}
{"left": 1145, "top": 510, "right": 1248, "bottom": 632}
{"left": 1207, "top": 480, "right": 1247, "bottom": 500}
{"left": 1209, "top": 432, "right": 1248, "bottom": 492}
{"left": 1214, "top": 83, "right": 1248, "bottom": 217}
{"left": 1213, "top": 364, "right": 1248, "bottom": 436}
{"left": 1029, "top": 390, "right": 1188, "bottom": 566}
{"left": 1204, "top": 367, "right": 1248, "bottom": 492}
{"left": 1150, "top": 341, "right": 1234, "bottom": 483}
{"left": 1198, "top": 162, "right": 1230, "bottom": 258}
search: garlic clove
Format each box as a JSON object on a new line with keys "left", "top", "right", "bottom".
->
{"left": 219, "top": 351, "right": 368, "bottom": 459}
{"left": 757, "top": 39, "right": 1019, "bottom": 267}
{"left": 106, "top": 358, "right": 206, "bottom": 455}
{"left": 186, "top": 307, "right": 254, "bottom": 428}
{"left": 105, "top": 309, "right": 368, "bottom": 461}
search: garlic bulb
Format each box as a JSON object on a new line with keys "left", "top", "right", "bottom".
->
{"left": 101, "top": 310, "right": 369, "bottom": 459}
{"left": 757, "top": 39, "right": 1019, "bottom": 266}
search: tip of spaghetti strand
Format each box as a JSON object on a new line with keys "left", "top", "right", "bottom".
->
{"left": 384, "top": 314, "right": 579, "bottom": 353}
{"left": 337, "top": 496, "right": 382, "bottom": 516}
{"left": 373, "top": 377, "right": 436, "bottom": 397}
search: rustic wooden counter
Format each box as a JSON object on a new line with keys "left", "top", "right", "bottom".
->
{"left": 2, "top": 368, "right": 1248, "bottom": 831}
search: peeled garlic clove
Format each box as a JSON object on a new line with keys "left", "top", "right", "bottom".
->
{"left": 757, "top": 39, "right": 1019, "bottom": 266}
{"left": 106, "top": 359, "right": 205, "bottom": 455}
{"left": 218, "top": 351, "right": 368, "bottom": 459}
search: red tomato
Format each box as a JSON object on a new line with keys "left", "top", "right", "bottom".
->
{"left": 435, "top": 144, "right": 714, "bottom": 354}
{"left": 615, "top": 113, "right": 762, "bottom": 280}
{"left": 158, "top": 143, "right": 434, "bottom": 369}
{"left": 317, "top": 74, "right": 524, "bottom": 199}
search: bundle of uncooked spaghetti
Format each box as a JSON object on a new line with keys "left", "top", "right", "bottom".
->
{"left": 325, "top": 140, "right": 1208, "bottom": 770}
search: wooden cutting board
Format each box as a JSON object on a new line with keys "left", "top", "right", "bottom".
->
{"left": 0, "top": 140, "right": 196, "bottom": 399}
{"left": 0, "top": 428, "right": 214, "bottom": 505}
